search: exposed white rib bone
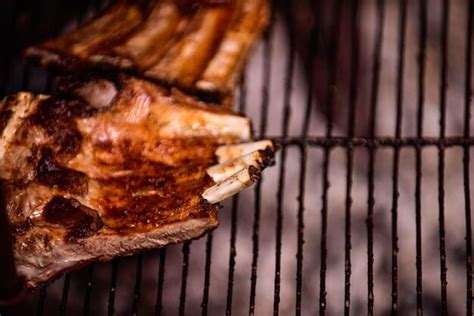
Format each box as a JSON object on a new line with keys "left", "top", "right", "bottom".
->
{"left": 203, "top": 140, "right": 275, "bottom": 204}
{"left": 215, "top": 140, "right": 273, "bottom": 163}
{"left": 202, "top": 168, "right": 256, "bottom": 204}
{"left": 69, "top": 78, "right": 118, "bottom": 109}
{"left": 206, "top": 150, "right": 264, "bottom": 183}
{"left": 157, "top": 108, "right": 251, "bottom": 141}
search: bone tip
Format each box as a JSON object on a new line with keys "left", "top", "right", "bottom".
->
{"left": 247, "top": 165, "right": 261, "bottom": 182}
{"left": 202, "top": 140, "right": 277, "bottom": 204}
{"left": 259, "top": 146, "right": 276, "bottom": 168}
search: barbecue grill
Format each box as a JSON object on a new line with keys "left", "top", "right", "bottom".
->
{"left": 1, "top": 0, "right": 473, "bottom": 314}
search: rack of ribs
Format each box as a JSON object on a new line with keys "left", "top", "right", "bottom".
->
{"left": 25, "top": 0, "right": 269, "bottom": 104}
{"left": 0, "top": 76, "right": 275, "bottom": 288}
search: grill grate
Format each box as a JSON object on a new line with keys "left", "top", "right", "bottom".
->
{"left": 1, "top": 0, "right": 474, "bottom": 314}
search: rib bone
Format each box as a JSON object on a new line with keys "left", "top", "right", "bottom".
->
{"left": 207, "top": 150, "right": 265, "bottom": 183}
{"left": 203, "top": 141, "right": 275, "bottom": 204}
{"left": 202, "top": 167, "right": 257, "bottom": 204}
{"left": 57, "top": 77, "right": 118, "bottom": 109}
{"left": 145, "top": 5, "right": 231, "bottom": 88}
{"left": 215, "top": 139, "right": 274, "bottom": 163}
{"left": 195, "top": 0, "right": 269, "bottom": 95}
{"left": 93, "top": 1, "right": 187, "bottom": 70}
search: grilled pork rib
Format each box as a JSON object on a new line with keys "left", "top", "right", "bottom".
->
{"left": 0, "top": 77, "right": 275, "bottom": 288}
{"left": 25, "top": 0, "right": 269, "bottom": 102}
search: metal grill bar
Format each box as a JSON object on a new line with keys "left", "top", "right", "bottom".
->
{"left": 344, "top": 0, "right": 360, "bottom": 313}
{"left": 390, "top": 142, "right": 400, "bottom": 314}
{"left": 390, "top": 0, "right": 407, "bottom": 313}
{"left": 324, "top": 0, "right": 342, "bottom": 138}
{"left": 249, "top": 177, "right": 262, "bottom": 314}
{"left": 59, "top": 274, "right": 71, "bottom": 316}
{"left": 439, "top": 0, "right": 449, "bottom": 141}
{"left": 36, "top": 288, "right": 46, "bottom": 316}
{"left": 366, "top": 148, "right": 376, "bottom": 316}
{"left": 83, "top": 264, "right": 95, "bottom": 316}
{"left": 268, "top": 136, "right": 474, "bottom": 147}
{"left": 295, "top": 0, "right": 319, "bottom": 313}
{"left": 347, "top": 0, "right": 360, "bottom": 139}
{"left": 178, "top": 241, "right": 191, "bottom": 316}
{"left": 417, "top": 0, "right": 427, "bottom": 139}
{"left": 248, "top": 15, "right": 273, "bottom": 314}
{"left": 415, "top": 0, "right": 428, "bottom": 313}
{"left": 225, "top": 195, "right": 239, "bottom": 315}
{"left": 154, "top": 249, "right": 166, "bottom": 316}
{"left": 224, "top": 75, "right": 247, "bottom": 315}
{"left": 274, "top": 144, "right": 287, "bottom": 316}
{"left": 132, "top": 253, "right": 144, "bottom": 315}
{"left": 437, "top": 147, "right": 447, "bottom": 312}
{"left": 463, "top": 1, "right": 474, "bottom": 314}
{"left": 257, "top": 16, "right": 273, "bottom": 140}
{"left": 295, "top": 145, "right": 307, "bottom": 316}
{"left": 201, "top": 233, "right": 213, "bottom": 316}
{"left": 318, "top": 148, "right": 330, "bottom": 316}
{"left": 107, "top": 259, "right": 120, "bottom": 316}
{"left": 437, "top": 1, "right": 449, "bottom": 314}
{"left": 344, "top": 144, "right": 354, "bottom": 316}
{"left": 301, "top": 1, "right": 317, "bottom": 139}
{"left": 414, "top": 142, "right": 423, "bottom": 315}
{"left": 273, "top": 0, "right": 295, "bottom": 313}
{"left": 318, "top": 0, "right": 343, "bottom": 313}
{"left": 366, "top": 1, "right": 384, "bottom": 314}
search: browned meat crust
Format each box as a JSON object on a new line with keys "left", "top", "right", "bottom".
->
{"left": 10, "top": 0, "right": 271, "bottom": 290}
{"left": 26, "top": 1, "right": 146, "bottom": 67}
{"left": 0, "top": 77, "right": 268, "bottom": 288}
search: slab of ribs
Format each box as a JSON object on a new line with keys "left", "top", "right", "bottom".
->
{"left": 1, "top": 0, "right": 274, "bottom": 289}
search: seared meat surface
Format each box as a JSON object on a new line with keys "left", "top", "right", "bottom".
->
{"left": 25, "top": 0, "right": 269, "bottom": 103}
{"left": 3, "top": 0, "right": 272, "bottom": 291}
{"left": 0, "top": 77, "right": 275, "bottom": 288}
